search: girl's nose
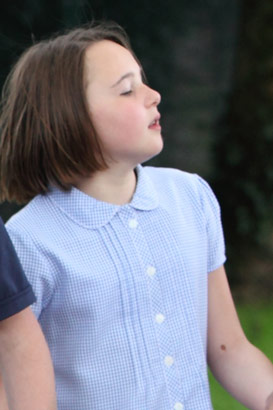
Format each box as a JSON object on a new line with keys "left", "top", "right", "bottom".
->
{"left": 145, "top": 85, "right": 161, "bottom": 107}
{"left": 153, "top": 89, "right": 161, "bottom": 106}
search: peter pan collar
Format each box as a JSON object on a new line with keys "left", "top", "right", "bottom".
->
{"left": 47, "top": 165, "right": 159, "bottom": 229}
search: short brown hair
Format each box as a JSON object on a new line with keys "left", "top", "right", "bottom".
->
{"left": 0, "top": 21, "right": 136, "bottom": 203}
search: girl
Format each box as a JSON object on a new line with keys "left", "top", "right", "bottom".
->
{"left": 0, "top": 21, "right": 273, "bottom": 410}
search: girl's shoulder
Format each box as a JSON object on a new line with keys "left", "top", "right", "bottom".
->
{"left": 143, "top": 165, "right": 220, "bottom": 212}
{"left": 6, "top": 193, "right": 53, "bottom": 237}
{"left": 143, "top": 165, "right": 204, "bottom": 194}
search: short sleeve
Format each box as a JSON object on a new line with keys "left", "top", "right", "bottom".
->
{"left": 196, "top": 175, "right": 226, "bottom": 273}
{"left": 5, "top": 225, "right": 56, "bottom": 319}
{"left": 0, "top": 218, "right": 36, "bottom": 320}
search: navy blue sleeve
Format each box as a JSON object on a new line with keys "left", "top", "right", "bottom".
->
{"left": 0, "top": 217, "right": 36, "bottom": 320}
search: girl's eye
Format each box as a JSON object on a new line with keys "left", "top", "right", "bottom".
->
{"left": 120, "top": 90, "right": 132, "bottom": 96}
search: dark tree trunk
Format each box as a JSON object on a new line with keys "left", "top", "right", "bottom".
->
{"left": 212, "top": 0, "right": 273, "bottom": 296}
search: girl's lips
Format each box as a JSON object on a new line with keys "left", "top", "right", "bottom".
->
{"left": 148, "top": 115, "right": 161, "bottom": 129}
{"left": 148, "top": 120, "right": 161, "bottom": 130}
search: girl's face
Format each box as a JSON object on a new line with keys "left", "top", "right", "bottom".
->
{"left": 84, "top": 40, "right": 163, "bottom": 169}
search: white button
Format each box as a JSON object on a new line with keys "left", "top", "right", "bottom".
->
{"left": 146, "top": 266, "right": 156, "bottom": 277}
{"left": 174, "top": 402, "right": 184, "bottom": 410}
{"left": 164, "top": 355, "right": 174, "bottom": 367}
{"left": 155, "top": 313, "right": 165, "bottom": 324}
{"left": 128, "top": 218, "right": 138, "bottom": 228}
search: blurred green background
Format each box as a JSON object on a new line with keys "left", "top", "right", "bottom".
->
{"left": 0, "top": 1, "right": 272, "bottom": 408}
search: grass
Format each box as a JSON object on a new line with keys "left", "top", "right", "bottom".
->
{"left": 209, "top": 302, "right": 273, "bottom": 409}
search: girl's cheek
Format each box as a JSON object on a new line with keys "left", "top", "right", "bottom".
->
{"left": 122, "top": 105, "right": 145, "bottom": 121}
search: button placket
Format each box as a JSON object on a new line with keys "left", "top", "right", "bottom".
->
{"left": 122, "top": 207, "right": 184, "bottom": 406}
{"left": 146, "top": 273, "right": 183, "bottom": 405}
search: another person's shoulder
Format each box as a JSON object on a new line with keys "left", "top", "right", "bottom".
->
{"left": 0, "top": 216, "right": 8, "bottom": 237}
{"left": 0, "top": 217, "right": 36, "bottom": 320}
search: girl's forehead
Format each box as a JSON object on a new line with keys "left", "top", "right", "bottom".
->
{"left": 85, "top": 39, "right": 131, "bottom": 57}
{"left": 84, "top": 40, "right": 139, "bottom": 79}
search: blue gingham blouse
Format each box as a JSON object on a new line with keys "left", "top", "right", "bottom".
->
{"left": 7, "top": 165, "right": 226, "bottom": 410}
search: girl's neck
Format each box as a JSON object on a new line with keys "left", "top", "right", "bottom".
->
{"left": 75, "top": 166, "right": 137, "bottom": 205}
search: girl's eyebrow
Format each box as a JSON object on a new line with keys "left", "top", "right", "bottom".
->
{"left": 111, "top": 72, "right": 134, "bottom": 88}
{"left": 111, "top": 67, "right": 143, "bottom": 88}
